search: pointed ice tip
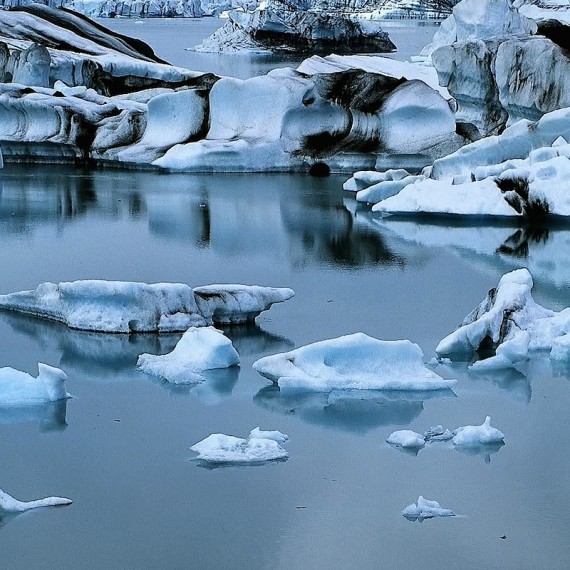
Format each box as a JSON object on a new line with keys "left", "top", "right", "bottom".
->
{"left": 484, "top": 416, "right": 491, "bottom": 426}
{"left": 37, "top": 362, "right": 68, "bottom": 381}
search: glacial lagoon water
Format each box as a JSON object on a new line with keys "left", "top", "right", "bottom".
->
{"left": 2, "top": 17, "right": 570, "bottom": 569}
{"left": 0, "top": 165, "right": 569, "bottom": 569}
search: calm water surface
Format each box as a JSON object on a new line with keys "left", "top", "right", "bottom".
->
{"left": 0, "top": 165, "right": 569, "bottom": 569}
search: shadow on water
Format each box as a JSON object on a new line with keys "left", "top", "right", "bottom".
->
{"left": 254, "top": 385, "right": 455, "bottom": 434}
{"left": 0, "top": 399, "right": 68, "bottom": 432}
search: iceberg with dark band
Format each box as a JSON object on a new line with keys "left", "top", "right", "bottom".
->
{"left": 0, "top": 280, "right": 294, "bottom": 333}
{"left": 253, "top": 333, "right": 455, "bottom": 391}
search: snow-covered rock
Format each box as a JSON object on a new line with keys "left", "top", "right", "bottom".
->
{"left": 253, "top": 333, "right": 456, "bottom": 391}
{"left": 193, "top": 284, "right": 294, "bottom": 324}
{"left": 190, "top": 430, "right": 289, "bottom": 464}
{"left": 0, "top": 363, "right": 70, "bottom": 406}
{"left": 402, "top": 496, "right": 455, "bottom": 520}
{"left": 137, "top": 327, "right": 239, "bottom": 384}
{"left": 0, "top": 488, "right": 72, "bottom": 512}
{"left": 0, "top": 280, "right": 293, "bottom": 332}
{"left": 386, "top": 429, "right": 425, "bottom": 449}
{"left": 452, "top": 416, "right": 505, "bottom": 445}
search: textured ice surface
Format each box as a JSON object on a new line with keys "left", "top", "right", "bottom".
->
{"left": 0, "top": 281, "right": 294, "bottom": 332}
{"left": 137, "top": 327, "right": 239, "bottom": 384}
{"left": 386, "top": 430, "right": 425, "bottom": 449}
{"left": 190, "top": 431, "right": 289, "bottom": 464}
{"left": 0, "top": 363, "right": 70, "bottom": 406}
{"left": 248, "top": 427, "right": 289, "bottom": 443}
{"left": 0, "top": 488, "right": 72, "bottom": 513}
{"left": 253, "top": 333, "right": 455, "bottom": 391}
{"left": 452, "top": 416, "right": 505, "bottom": 446}
{"left": 402, "top": 496, "right": 455, "bottom": 521}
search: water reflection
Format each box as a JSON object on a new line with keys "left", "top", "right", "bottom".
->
{"left": 194, "top": 457, "right": 288, "bottom": 470}
{"left": 453, "top": 442, "right": 505, "bottom": 464}
{"left": 254, "top": 386, "right": 455, "bottom": 434}
{"left": 142, "top": 366, "right": 239, "bottom": 405}
{"left": 221, "top": 324, "right": 294, "bottom": 358}
{"left": 0, "top": 399, "right": 67, "bottom": 431}
{"left": 355, "top": 210, "right": 570, "bottom": 300}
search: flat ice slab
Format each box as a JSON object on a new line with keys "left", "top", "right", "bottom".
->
{"left": 253, "top": 333, "right": 455, "bottom": 392}
{"left": 190, "top": 430, "right": 289, "bottom": 464}
{"left": 452, "top": 416, "right": 505, "bottom": 446}
{"left": 0, "top": 281, "right": 294, "bottom": 333}
{"left": 0, "top": 488, "right": 72, "bottom": 512}
{"left": 403, "top": 496, "right": 455, "bottom": 521}
{"left": 137, "top": 327, "right": 239, "bottom": 384}
{"left": 0, "top": 363, "right": 70, "bottom": 406}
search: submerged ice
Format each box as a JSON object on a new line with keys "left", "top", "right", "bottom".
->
{"left": 253, "top": 333, "right": 455, "bottom": 392}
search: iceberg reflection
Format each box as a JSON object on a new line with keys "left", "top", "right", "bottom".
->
{"left": 0, "top": 399, "right": 67, "bottom": 431}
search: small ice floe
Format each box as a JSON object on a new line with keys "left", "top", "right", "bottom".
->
{"left": 423, "top": 425, "right": 453, "bottom": 442}
{"left": 137, "top": 327, "right": 239, "bottom": 384}
{"left": 436, "top": 269, "right": 570, "bottom": 369}
{"left": 248, "top": 427, "right": 289, "bottom": 443}
{"left": 452, "top": 416, "right": 505, "bottom": 446}
{"left": 253, "top": 333, "right": 455, "bottom": 392}
{"left": 0, "top": 280, "right": 294, "bottom": 333}
{"left": 0, "top": 363, "right": 70, "bottom": 406}
{"left": 0, "top": 488, "right": 72, "bottom": 513}
{"left": 386, "top": 430, "right": 425, "bottom": 451}
{"left": 402, "top": 496, "right": 455, "bottom": 521}
{"left": 190, "top": 429, "right": 289, "bottom": 465}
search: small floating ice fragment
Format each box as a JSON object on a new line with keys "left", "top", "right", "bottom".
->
{"left": 248, "top": 427, "right": 289, "bottom": 443}
{"left": 386, "top": 430, "right": 425, "bottom": 449}
{"left": 452, "top": 416, "right": 505, "bottom": 446}
{"left": 253, "top": 334, "right": 455, "bottom": 392}
{"left": 0, "top": 488, "right": 72, "bottom": 512}
{"left": 402, "top": 496, "right": 455, "bottom": 521}
{"left": 137, "top": 327, "right": 239, "bottom": 384}
{"left": 0, "top": 363, "right": 70, "bottom": 406}
{"left": 423, "top": 425, "right": 454, "bottom": 442}
{"left": 190, "top": 430, "right": 289, "bottom": 464}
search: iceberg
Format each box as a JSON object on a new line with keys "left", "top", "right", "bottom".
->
{"left": 436, "top": 268, "right": 570, "bottom": 367}
{"left": 253, "top": 333, "right": 456, "bottom": 392}
{"left": 402, "top": 496, "right": 455, "bottom": 521}
{"left": 193, "top": 284, "right": 295, "bottom": 324}
{"left": 0, "top": 363, "right": 70, "bottom": 406}
{"left": 137, "top": 327, "right": 239, "bottom": 384}
{"left": 248, "top": 427, "right": 289, "bottom": 443}
{"left": 0, "top": 280, "right": 294, "bottom": 333}
{"left": 452, "top": 416, "right": 505, "bottom": 446}
{"left": 0, "top": 488, "right": 72, "bottom": 513}
{"left": 190, "top": 430, "right": 289, "bottom": 464}
{"left": 386, "top": 429, "right": 425, "bottom": 449}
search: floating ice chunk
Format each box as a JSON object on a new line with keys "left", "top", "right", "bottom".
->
{"left": 0, "top": 363, "right": 70, "bottom": 406}
{"left": 248, "top": 427, "right": 289, "bottom": 443}
{"left": 190, "top": 432, "right": 288, "bottom": 464}
{"left": 402, "top": 496, "right": 455, "bottom": 521}
{"left": 0, "top": 281, "right": 294, "bottom": 333}
{"left": 436, "top": 269, "right": 553, "bottom": 358}
{"left": 137, "top": 327, "right": 239, "bottom": 384}
{"left": 193, "top": 284, "right": 294, "bottom": 325}
{"left": 424, "top": 425, "right": 454, "bottom": 442}
{"left": 0, "top": 280, "right": 206, "bottom": 333}
{"left": 386, "top": 430, "right": 425, "bottom": 449}
{"left": 253, "top": 334, "right": 455, "bottom": 392}
{"left": 0, "top": 488, "right": 72, "bottom": 513}
{"left": 452, "top": 416, "right": 505, "bottom": 446}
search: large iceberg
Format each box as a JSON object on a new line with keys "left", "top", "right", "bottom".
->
{"left": 402, "top": 496, "right": 455, "bottom": 521}
{"left": 190, "top": 429, "right": 289, "bottom": 464}
{"left": 0, "top": 363, "right": 70, "bottom": 405}
{"left": 0, "top": 280, "right": 294, "bottom": 333}
{"left": 436, "top": 268, "right": 570, "bottom": 368}
{"left": 137, "top": 326, "right": 239, "bottom": 384}
{"left": 0, "top": 488, "right": 72, "bottom": 512}
{"left": 253, "top": 333, "right": 456, "bottom": 391}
